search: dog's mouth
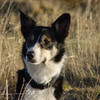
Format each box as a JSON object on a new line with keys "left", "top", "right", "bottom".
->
{"left": 27, "top": 59, "right": 36, "bottom": 63}
{"left": 27, "top": 58, "right": 46, "bottom": 64}
{"left": 41, "top": 58, "right": 46, "bottom": 64}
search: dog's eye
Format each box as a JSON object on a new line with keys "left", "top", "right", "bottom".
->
{"left": 40, "top": 35, "right": 52, "bottom": 49}
{"left": 44, "top": 39, "right": 50, "bottom": 44}
{"left": 42, "top": 35, "right": 50, "bottom": 44}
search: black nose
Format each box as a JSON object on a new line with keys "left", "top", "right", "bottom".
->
{"left": 26, "top": 51, "right": 34, "bottom": 60}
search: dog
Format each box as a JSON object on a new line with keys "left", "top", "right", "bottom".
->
{"left": 14, "top": 10, "right": 70, "bottom": 100}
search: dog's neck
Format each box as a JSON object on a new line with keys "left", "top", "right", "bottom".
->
{"left": 24, "top": 54, "right": 66, "bottom": 85}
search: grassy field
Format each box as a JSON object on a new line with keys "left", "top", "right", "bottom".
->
{"left": 0, "top": 0, "right": 100, "bottom": 100}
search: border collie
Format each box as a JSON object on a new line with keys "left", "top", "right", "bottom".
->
{"left": 15, "top": 10, "right": 70, "bottom": 100}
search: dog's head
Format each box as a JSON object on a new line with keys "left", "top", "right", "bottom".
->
{"left": 20, "top": 11, "right": 70, "bottom": 65}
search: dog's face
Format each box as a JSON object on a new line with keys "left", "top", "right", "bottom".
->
{"left": 20, "top": 11, "right": 70, "bottom": 65}
{"left": 23, "top": 27, "right": 58, "bottom": 65}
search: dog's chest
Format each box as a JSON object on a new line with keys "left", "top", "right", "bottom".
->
{"left": 23, "top": 84, "right": 56, "bottom": 100}
{"left": 25, "top": 55, "right": 66, "bottom": 84}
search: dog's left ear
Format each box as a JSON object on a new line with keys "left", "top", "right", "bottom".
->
{"left": 52, "top": 13, "right": 70, "bottom": 42}
{"left": 20, "top": 10, "right": 36, "bottom": 39}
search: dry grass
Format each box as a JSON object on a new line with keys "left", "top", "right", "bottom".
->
{"left": 0, "top": 0, "right": 100, "bottom": 100}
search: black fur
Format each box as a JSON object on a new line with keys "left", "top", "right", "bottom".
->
{"left": 23, "top": 68, "right": 58, "bottom": 89}
{"left": 15, "top": 10, "right": 70, "bottom": 100}
{"left": 53, "top": 76, "right": 64, "bottom": 100}
{"left": 54, "top": 48, "right": 65, "bottom": 62}
{"left": 52, "top": 13, "right": 70, "bottom": 43}
{"left": 14, "top": 70, "right": 24, "bottom": 100}
{"left": 15, "top": 68, "right": 63, "bottom": 100}
{"left": 20, "top": 10, "right": 36, "bottom": 39}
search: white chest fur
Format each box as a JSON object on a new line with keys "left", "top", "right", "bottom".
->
{"left": 23, "top": 84, "right": 56, "bottom": 100}
{"left": 23, "top": 55, "right": 66, "bottom": 100}
{"left": 24, "top": 55, "right": 66, "bottom": 84}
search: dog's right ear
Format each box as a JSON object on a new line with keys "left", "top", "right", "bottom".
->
{"left": 20, "top": 10, "right": 36, "bottom": 39}
{"left": 52, "top": 13, "right": 70, "bottom": 43}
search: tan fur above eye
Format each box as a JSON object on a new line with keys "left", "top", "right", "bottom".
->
{"left": 41, "top": 35, "right": 51, "bottom": 43}
{"left": 40, "top": 35, "right": 52, "bottom": 48}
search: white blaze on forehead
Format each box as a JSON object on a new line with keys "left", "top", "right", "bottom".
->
{"left": 26, "top": 33, "right": 43, "bottom": 64}
{"left": 27, "top": 33, "right": 42, "bottom": 52}
{"left": 37, "top": 33, "right": 42, "bottom": 43}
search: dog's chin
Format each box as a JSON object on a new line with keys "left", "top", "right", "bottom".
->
{"left": 27, "top": 58, "right": 46, "bottom": 65}
{"left": 27, "top": 59, "right": 39, "bottom": 65}
{"left": 28, "top": 59, "right": 36, "bottom": 64}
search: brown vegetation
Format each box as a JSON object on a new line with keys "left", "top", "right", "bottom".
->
{"left": 0, "top": 0, "right": 100, "bottom": 100}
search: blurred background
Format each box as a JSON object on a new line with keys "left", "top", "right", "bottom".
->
{"left": 0, "top": 0, "right": 100, "bottom": 100}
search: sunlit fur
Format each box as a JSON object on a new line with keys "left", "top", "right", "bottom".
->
{"left": 15, "top": 11, "right": 70, "bottom": 100}
{"left": 23, "top": 85, "right": 56, "bottom": 100}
